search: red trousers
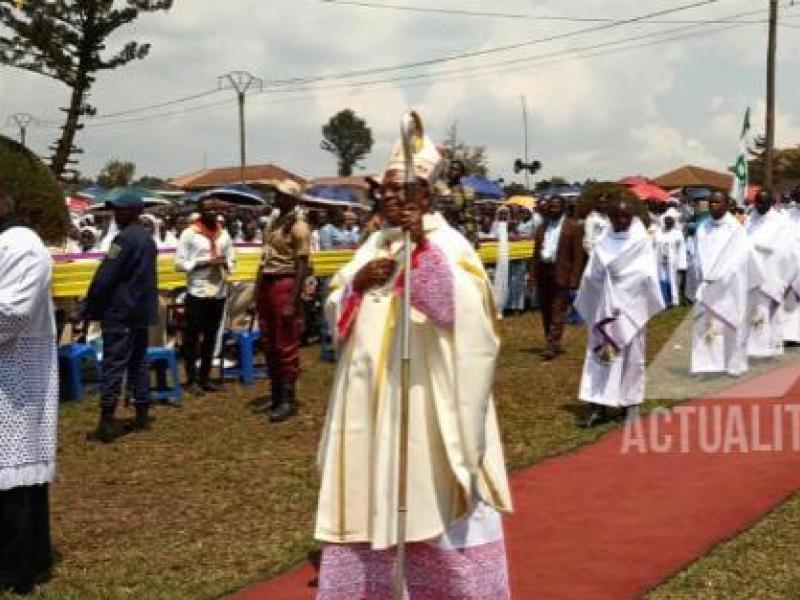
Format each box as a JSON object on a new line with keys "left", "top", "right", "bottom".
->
{"left": 257, "top": 275, "right": 302, "bottom": 385}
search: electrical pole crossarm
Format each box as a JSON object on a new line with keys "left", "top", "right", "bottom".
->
{"left": 218, "top": 71, "right": 264, "bottom": 184}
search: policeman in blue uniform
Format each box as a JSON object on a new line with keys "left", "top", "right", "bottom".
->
{"left": 83, "top": 192, "right": 158, "bottom": 442}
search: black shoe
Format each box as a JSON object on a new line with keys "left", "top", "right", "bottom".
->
{"left": 621, "top": 406, "right": 640, "bottom": 422}
{"left": 542, "top": 347, "right": 557, "bottom": 362}
{"left": 269, "top": 401, "right": 298, "bottom": 423}
{"left": 185, "top": 382, "right": 204, "bottom": 396}
{"left": 133, "top": 403, "right": 153, "bottom": 431}
{"left": 200, "top": 381, "right": 222, "bottom": 393}
{"left": 268, "top": 380, "right": 283, "bottom": 412}
{"left": 87, "top": 407, "right": 120, "bottom": 443}
{"left": 579, "top": 404, "right": 607, "bottom": 429}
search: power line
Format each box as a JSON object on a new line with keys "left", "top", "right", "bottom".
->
{"left": 91, "top": 88, "right": 222, "bottom": 119}
{"left": 21, "top": 2, "right": 790, "bottom": 131}
{"left": 70, "top": 16, "right": 760, "bottom": 130}
{"left": 271, "top": 0, "right": 728, "bottom": 86}
{"left": 319, "top": 0, "right": 764, "bottom": 24}
{"left": 264, "top": 4, "right": 782, "bottom": 98}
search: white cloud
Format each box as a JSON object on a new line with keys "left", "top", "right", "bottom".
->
{"left": 1, "top": 0, "right": 798, "bottom": 184}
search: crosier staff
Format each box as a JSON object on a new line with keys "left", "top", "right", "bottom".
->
{"left": 394, "top": 110, "right": 423, "bottom": 600}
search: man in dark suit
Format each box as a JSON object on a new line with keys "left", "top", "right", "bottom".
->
{"left": 531, "top": 195, "right": 585, "bottom": 361}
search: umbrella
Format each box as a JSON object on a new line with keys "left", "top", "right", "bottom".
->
{"left": 195, "top": 184, "right": 267, "bottom": 206}
{"left": 504, "top": 195, "right": 536, "bottom": 210}
{"left": 76, "top": 184, "right": 107, "bottom": 200}
{"left": 89, "top": 186, "right": 170, "bottom": 211}
{"left": 618, "top": 176, "right": 649, "bottom": 187}
{"left": 461, "top": 176, "right": 505, "bottom": 200}
{"left": 306, "top": 185, "right": 361, "bottom": 205}
{"left": 627, "top": 182, "right": 670, "bottom": 203}
{"left": 92, "top": 186, "right": 149, "bottom": 206}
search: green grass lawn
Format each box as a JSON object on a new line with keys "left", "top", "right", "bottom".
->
{"left": 5, "top": 307, "right": 800, "bottom": 599}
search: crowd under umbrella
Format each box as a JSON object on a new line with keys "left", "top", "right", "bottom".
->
{"left": 461, "top": 175, "right": 505, "bottom": 200}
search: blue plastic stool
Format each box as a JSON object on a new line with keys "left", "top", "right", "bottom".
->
{"left": 221, "top": 330, "right": 264, "bottom": 386}
{"left": 58, "top": 343, "right": 101, "bottom": 401}
{"left": 145, "top": 347, "right": 182, "bottom": 403}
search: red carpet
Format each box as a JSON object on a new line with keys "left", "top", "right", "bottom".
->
{"left": 234, "top": 365, "right": 800, "bottom": 599}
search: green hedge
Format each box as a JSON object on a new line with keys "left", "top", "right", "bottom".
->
{"left": 0, "top": 135, "right": 68, "bottom": 244}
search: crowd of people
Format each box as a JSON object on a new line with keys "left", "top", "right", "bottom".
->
{"left": 4, "top": 133, "right": 800, "bottom": 595}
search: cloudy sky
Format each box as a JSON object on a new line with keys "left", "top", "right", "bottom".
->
{"left": 1, "top": 0, "right": 799, "bottom": 185}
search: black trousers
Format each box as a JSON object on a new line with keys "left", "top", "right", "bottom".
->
{"left": 0, "top": 484, "right": 52, "bottom": 594}
{"left": 101, "top": 321, "right": 149, "bottom": 409}
{"left": 183, "top": 294, "right": 226, "bottom": 385}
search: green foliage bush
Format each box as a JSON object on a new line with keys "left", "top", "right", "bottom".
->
{"left": 0, "top": 134, "right": 68, "bottom": 244}
{"left": 578, "top": 181, "right": 643, "bottom": 219}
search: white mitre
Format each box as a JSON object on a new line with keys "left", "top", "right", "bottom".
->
{"left": 382, "top": 111, "right": 445, "bottom": 185}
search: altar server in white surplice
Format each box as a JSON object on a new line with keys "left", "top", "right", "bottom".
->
{"left": 654, "top": 215, "right": 687, "bottom": 307}
{"left": 691, "top": 191, "right": 763, "bottom": 376}
{"left": 780, "top": 201, "right": 800, "bottom": 343}
{"left": 575, "top": 196, "right": 664, "bottom": 428}
{"left": 746, "top": 189, "right": 797, "bottom": 357}
{"left": 314, "top": 116, "right": 513, "bottom": 600}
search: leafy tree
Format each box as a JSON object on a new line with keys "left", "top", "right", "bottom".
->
{"left": 777, "top": 145, "right": 800, "bottom": 190}
{"left": 134, "top": 175, "right": 168, "bottom": 189}
{"left": 534, "top": 176, "right": 569, "bottom": 193}
{"left": 320, "top": 109, "right": 374, "bottom": 176}
{"left": 97, "top": 159, "right": 135, "bottom": 188}
{"left": 440, "top": 122, "right": 488, "bottom": 177}
{"left": 747, "top": 135, "right": 768, "bottom": 186}
{"left": 0, "top": 134, "right": 68, "bottom": 244}
{"left": 578, "top": 181, "right": 641, "bottom": 220}
{"left": 748, "top": 136, "right": 800, "bottom": 190}
{"left": 0, "top": 0, "right": 173, "bottom": 180}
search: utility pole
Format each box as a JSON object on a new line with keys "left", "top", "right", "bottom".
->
{"left": 8, "top": 112, "right": 35, "bottom": 147}
{"left": 219, "top": 71, "right": 264, "bottom": 184}
{"left": 764, "top": 0, "right": 778, "bottom": 190}
{"left": 521, "top": 95, "right": 530, "bottom": 190}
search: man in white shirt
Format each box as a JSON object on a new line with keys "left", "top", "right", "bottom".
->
{"left": 0, "top": 186, "right": 58, "bottom": 594}
{"left": 176, "top": 195, "right": 236, "bottom": 393}
{"left": 654, "top": 216, "right": 687, "bottom": 307}
{"left": 746, "top": 189, "right": 797, "bottom": 358}
{"left": 691, "top": 191, "right": 762, "bottom": 376}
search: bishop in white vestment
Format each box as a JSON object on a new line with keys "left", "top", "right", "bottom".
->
{"left": 315, "top": 119, "right": 512, "bottom": 599}
{"left": 575, "top": 199, "right": 664, "bottom": 428}
{"left": 691, "top": 192, "right": 763, "bottom": 376}
{"left": 746, "top": 191, "right": 797, "bottom": 358}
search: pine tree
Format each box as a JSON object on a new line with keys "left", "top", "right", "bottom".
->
{"left": 0, "top": 0, "right": 173, "bottom": 179}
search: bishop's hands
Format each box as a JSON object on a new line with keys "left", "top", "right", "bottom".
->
{"left": 352, "top": 258, "right": 397, "bottom": 293}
